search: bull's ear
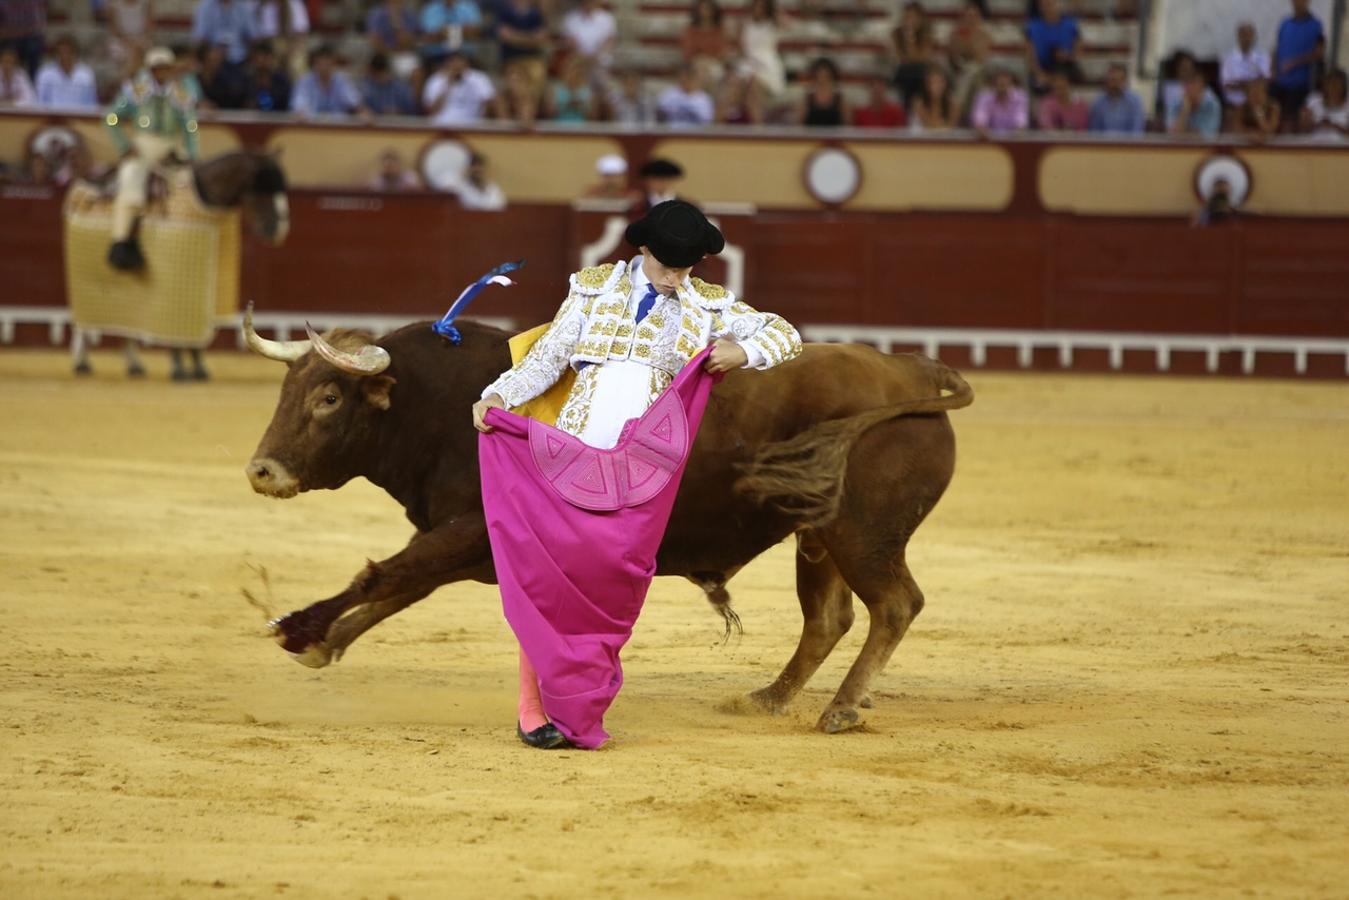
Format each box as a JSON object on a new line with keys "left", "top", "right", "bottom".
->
{"left": 362, "top": 375, "right": 397, "bottom": 410}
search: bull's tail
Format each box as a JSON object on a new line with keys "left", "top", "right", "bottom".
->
{"left": 734, "top": 361, "right": 973, "bottom": 528}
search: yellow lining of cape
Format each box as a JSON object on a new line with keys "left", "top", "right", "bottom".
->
{"left": 507, "top": 323, "right": 575, "bottom": 427}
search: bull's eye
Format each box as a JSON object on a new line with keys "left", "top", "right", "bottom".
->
{"left": 324, "top": 394, "right": 338, "bottom": 405}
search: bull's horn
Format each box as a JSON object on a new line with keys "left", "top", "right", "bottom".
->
{"left": 243, "top": 303, "right": 311, "bottom": 362}
{"left": 305, "top": 323, "right": 391, "bottom": 376}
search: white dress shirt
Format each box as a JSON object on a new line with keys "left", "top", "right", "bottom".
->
{"left": 1220, "top": 46, "right": 1271, "bottom": 106}
{"left": 35, "top": 62, "right": 98, "bottom": 109}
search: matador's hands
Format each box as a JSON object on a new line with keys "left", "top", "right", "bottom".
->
{"left": 704, "top": 338, "right": 748, "bottom": 374}
{"left": 473, "top": 394, "right": 506, "bottom": 432}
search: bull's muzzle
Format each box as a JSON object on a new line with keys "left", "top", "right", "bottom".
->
{"left": 247, "top": 457, "right": 300, "bottom": 498}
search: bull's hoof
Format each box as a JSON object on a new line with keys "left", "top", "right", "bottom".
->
{"left": 747, "top": 686, "right": 790, "bottom": 716}
{"left": 817, "top": 707, "right": 862, "bottom": 734}
{"left": 268, "top": 613, "right": 334, "bottom": 667}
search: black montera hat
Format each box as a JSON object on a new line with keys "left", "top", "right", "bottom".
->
{"left": 625, "top": 200, "right": 724, "bottom": 268}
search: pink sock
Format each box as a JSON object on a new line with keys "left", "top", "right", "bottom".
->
{"left": 517, "top": 647, "right": 548, "bottom": 732}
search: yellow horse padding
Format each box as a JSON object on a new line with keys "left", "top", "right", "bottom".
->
{"left": 506, "top": 323, "right": 576, "bottom": 427}
{"left": 63, "top": 172, "right": 241, "bottom": 348}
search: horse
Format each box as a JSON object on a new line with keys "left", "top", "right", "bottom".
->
{"left": 69, "top": 149, "right": 289, "bottom": 381}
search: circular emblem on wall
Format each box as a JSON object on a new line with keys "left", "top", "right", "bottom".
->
{"left": 1193, "top": 154, "right": 1252, "bottom": 207}
{"left": 802, "top": 146, "right": 861, "bottom": 206}
{"left": 419, "top": 139, "right": 474, "bottom": 191}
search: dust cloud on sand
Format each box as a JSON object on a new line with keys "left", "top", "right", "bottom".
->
{"left": 1, "top": 350, "right": 1347, "bottom": 898}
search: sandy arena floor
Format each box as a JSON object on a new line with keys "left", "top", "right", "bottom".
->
{"left": 1, "top": 348, "right": 1347, "bottom": 899}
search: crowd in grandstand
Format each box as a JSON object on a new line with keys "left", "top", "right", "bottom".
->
{"left": 0, "top": 0, "right": 1344, "bottom": 186}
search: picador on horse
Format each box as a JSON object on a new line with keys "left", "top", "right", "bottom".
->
{"left": 103, "top": 46, "right": 199, "bottom": 272}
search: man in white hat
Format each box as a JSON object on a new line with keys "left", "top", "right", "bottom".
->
{"left": 104, "top": 46, "right": 200, "bottom": 269}
{"left": 583, "top": 152, "right": 636, "bottom": 202}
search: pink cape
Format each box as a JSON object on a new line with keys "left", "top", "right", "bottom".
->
{"left": 478, "top": 348, "right": 720, "bottom": 749}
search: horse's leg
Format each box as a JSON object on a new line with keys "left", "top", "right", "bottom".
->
{"left": 124, "top": 339, "right": 145, "bottom": 377}
{"left": 71, "top": 329, "right": 92, "bottom": 376}
{"left": 189, "top": 348, "right": 209, "bottom": 381}
{"left": 169, "top": 348, "right": 189, "bottom": 381}
{"left": 747, "top": 530, "right": 854, "bottom": 715}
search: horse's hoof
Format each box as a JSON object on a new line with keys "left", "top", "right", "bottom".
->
{"left": 127, "top": 365, "right": 146, "bottom": 378}
{"left": 192, "top": 368, "right": 210, "bottom": 382}
{"left": 817, "top": 707, "right": 862, "bottom": 734}
{"left": 859, "top": 694, "right": 875, "bottom": 709}
{"left": 747, "top": 686, "right": 790, "bottom": 716}
{"left": 287, "top": 643, "right": 334, "bottom": 668}
{"left": 73, "top": 362, "right": 93, "bottom": 377}
{"left": 107, "top": 241, "right": 145, "bottom": 271}
{"left": 269, "top": 613, "right": 333, "bottom": 666}
{"left": 171, "top": 369, "right": 192, "bottom": 383}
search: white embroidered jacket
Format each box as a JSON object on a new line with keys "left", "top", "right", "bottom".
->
{"left": 483, "top": 260, "right": 803, "bottom": 409}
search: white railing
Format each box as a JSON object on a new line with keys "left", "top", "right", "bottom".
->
{"left": 801, "top": 325, "right": 1349, "bottom": 377}
{"left": 4, "top": 306, "right": 1347, "bottom": 377}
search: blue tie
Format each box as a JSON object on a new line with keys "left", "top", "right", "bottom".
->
{"left": 635, "top": 284, "right": 659, "bottom": 325}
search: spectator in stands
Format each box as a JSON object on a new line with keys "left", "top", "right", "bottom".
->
{"left": 634, "top": 157, "right": 683, "bottom": 214}
{"left": 362, "top": 52, "right": 416, "bottom": 115}
{"left": 370, "top": 149, "right": 422, "bottom": 190}
{"left": 1037, "top": 67, "right": 1087, "bottom": 131}
{"left": 242, "top": 40, "right": 292, "bottom": 111}
{"left": 682, "top": 0, "right": 731, "bottom": 89}
{"left": 891, "top": 2, "right": 935, "bottom": 107}
{"left": 971, "top": 67, "right": 1028, "bottom": 133}
{"left": 1226, "top": 77, "right": 1279, "bottom": 140}
{"left": 255, "top": 0, "right": 309, "bottom": 40}
{"left": 497, "top": 64, "right": 540, "bottom": 125}
{"left": 584, "top": 153, "right": 637, "bottom": 201}
{"left": 546, "top": 57, "right": 599, "bottom": 123}
{"left": 739, "top": 0, "right": 786, "bottom": 103}
{"left": 254, "top": 0, "right": 310, "bottom": 76}
{"left": 796, "top": 57, "right": 848, "bottom": 127}
{"left": 1271, "top": 0, "right": 1325, "bottom": 127}
{"left": 497, "top": 0, "right": 550, "bottom": 94}
{"left": 366, "top": 0, "right": 422, "bottom": 81}
{"left": 420, "top": 0, "right": 485, "bottom": 63}
{"left": 174, "top": 42, "right": 207, "bottom": 105}
{"left": 1155, "top": 49, "right": 1197, "bottom": 124}
{"left": 105, "top": 0, "right": 154, "bottom": 81}
{"left": 424, "top": 49, "right": 498, "bottom": 125}
{"left": 293, "top": 44, "right": 369, "bottom": 117}
{"left": 947, "top": 0, "right": 990, "bottom": 117}
{"left": 853, "top": 73, "right": 905, "bottom": 128}
{"left": 192, "top": 0, "right": 256, "bottom": 65}
{"left": 1087, "top": 63, "right": 1144, "bottom": 134}
{"left": 0, "top": 0, "right": 45, "bottom": 76}
{"left": 715, "top": 70, "right": 764, "bottom": 124}
{"left": 607, "top": 70, "right": 657, "bottom": 125}
{"left": 1301, "top": 69, "right": 1347, "bottom": 140}
{"left": 657, "top": 63, "right": 715, "bottom": 127}
{"left": 1166, "top": 70, "right": 1220, "bottom": 138}
{"left": 910, "top": 64, "right": 955, "bottom": 131}
{"left": 562, "top": 0, "right": 617, "bottom": 79}
{"left": 1025, "top": 0, "right": 1081, "bottom": 95}
{"left": 35, "top": 37, "right": 98, "bottom": 109}
{"left": 0, "top": 44, "right": 37, "bottom": 107}
{"left": 200, "top": 43, "right": 249, "bottom": 108}
{"left": 450, "top": 152, "right": 506, "bottom": 210}
{"left": 1220, "top": 22, "right": 1270, "bottom": 108}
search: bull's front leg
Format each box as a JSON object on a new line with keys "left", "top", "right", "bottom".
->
{"left": 269, "top": 512, "right": 494, "bottom": 666}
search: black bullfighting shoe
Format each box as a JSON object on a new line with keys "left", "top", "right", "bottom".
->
{"left": 517, "top": 722, "right": 573, "bottom": 750}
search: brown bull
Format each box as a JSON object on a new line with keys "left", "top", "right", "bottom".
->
{"left": 243, "top": 308, "right": 972, "bottom": 733}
